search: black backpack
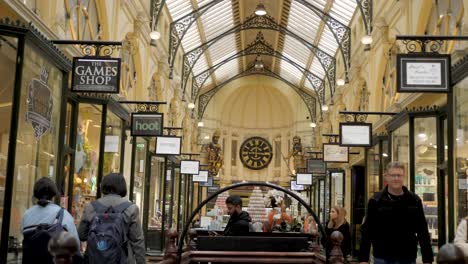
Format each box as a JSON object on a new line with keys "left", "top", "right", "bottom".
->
{"left": 22, "top": 208, "right": 65, "bottom": 264}
{"left": 86, "top": 201, "right": 132, "bottom": 264}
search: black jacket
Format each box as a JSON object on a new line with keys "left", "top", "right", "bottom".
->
{"left": 224, "top": 211, "right": 251, "bottom": 236}
{"left": 325, "top": 221, "right": 351, "bottom": 258}
{"left": 359, "top": 186, "right": 434, "bottom": 263}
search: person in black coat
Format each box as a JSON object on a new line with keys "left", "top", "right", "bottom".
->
{"left": 324, "top": 205, "right": 351, "bottom": 259}
{"left": 359, "top": 162, "right": 433, "bottom": 264}
{"left": 223, "top": 195, "right": 251, "bottom": 236}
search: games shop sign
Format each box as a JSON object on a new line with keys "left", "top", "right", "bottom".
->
{"left": 71, "top": 57, "right": 121, "bottom": 93}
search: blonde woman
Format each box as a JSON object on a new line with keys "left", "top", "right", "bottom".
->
{"left": 324, "top": 206, "right": 351, "bottom": 259}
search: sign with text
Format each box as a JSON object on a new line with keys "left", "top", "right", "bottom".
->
{"left": 131, "top": 113, "right": 163, "bottom": 137}
{"left": 181, "top": 160, "right": 200, "bottom": 175}
{"left": 339, "top": 122, "right": 372, "bottom": 147}
{"left": 296, "top": 173, "right": 312, "bottom": 185}
{"left": 72, "top": 57, "right": 121, "bottom": 93}
{"left": 290, "top": 180, "right": 305, "bottom": 191}
{"left": 193, "top": 170, "right": 209, "bottom": 182}
{"left": 155, "top": 136, "right": 181, "bottom": 155}
{"left": 200, "top": 176, "right": 213, "bottom": 187}
{"left": 397, "top": 53, "right": 450, "bottom": 93}
{"left": 323, "top": 143, "right": 349, "bottom": 163}
{"left": 307, "top": 159, "right": 326, "bottom": 174}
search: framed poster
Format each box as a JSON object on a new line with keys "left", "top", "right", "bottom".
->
{"left": 397, "top": 53, "right": 451, "bottom": 93}
{"left": 71, "top": 57, "right": 121, "bottom": 93}
{"left": 181, "top": 160, "right": 200, "bottom": 175}
{"left": 323, "top": 143, "right": 349, "bottom": 163}
{"left": 131, "top": 112, "right": 163, "bottom": 137}
{"left": 307, "top": 159, "right": 326, "bottom": 174}
{"left": 193, "top": 170, "right": 208, "bottom": 182}
{"left": 339, "top": 122, "right": 372, "bottom": 147}
{"left": 155, "top": 136, "right": 181, "bottom": 155}
{"left": 290, "top": 180, "right": 305, "bottom": 191}
{"left": 296, "top": 173, "right": 312, "bottom": 185}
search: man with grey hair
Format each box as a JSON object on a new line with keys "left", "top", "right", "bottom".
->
{"left": 359, "top": 161, "right": 433, "bottom": 264}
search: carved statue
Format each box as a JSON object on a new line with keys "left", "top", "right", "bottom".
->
{"left": 288, "top": 136, "right": 305, "bottom": 173}
{"left": 205, "top": 130, "right": 223, "bottom": 176}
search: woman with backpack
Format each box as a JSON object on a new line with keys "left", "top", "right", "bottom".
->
{"left": 21, "top": 177, "right": 80, "bottom": 264}
{"left": 78, "top": 173, "right": 145, "bottom": 264}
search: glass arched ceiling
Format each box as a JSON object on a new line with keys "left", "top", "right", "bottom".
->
{"left": 165, "top": 0, "right": 358, "bottom": 94}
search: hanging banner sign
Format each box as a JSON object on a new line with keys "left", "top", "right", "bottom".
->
{"left": 26, "top": 67, "right": 53, "bottom": 140}
{"left": 200, "top": 176, "right": 213, "bottom": 187}
{"left": 155, "top": 136, "right": 181, "bottom": 155}
{"left": 71, "top": 57, "right": 121, "bottom": 93}
{"left": 397, "top": 53, "right": 451, "bottom": 93}
{"left": 323, "top": 143, "right": 349, "bottom": 163}
{"left": 290, "top": 180, "right": 305, "bottom": 191}
{"left": 307, "top": 159, "right": 326, "bottom": 174}
{"left": 193, "top": 170, "right": 209, "bottom": 182}
{"left": 296, "top": 173, "right": 313, "bottom": 185}
{"left": 181, "top": 160, "right": 200, "bottom": 175}
{"left": 131, "top": 113, "right": 163, "bottom": 136}
{"left": 339, "top": 122, "right": 372, "bottom": 147}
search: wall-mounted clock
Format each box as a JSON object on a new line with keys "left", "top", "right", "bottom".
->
{"left": 239, "top": 137, "right": 273, "bottom": 170}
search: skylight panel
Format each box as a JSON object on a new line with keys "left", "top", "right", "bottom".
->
{"left": 309, "top": 58, "right": 326, "bottom": 78}
{"left": 303, "top": 0, "right": 327, "bottom": 10}
{"left": 215, "top": 60, "right": 240, "bottom": 82}
{"left": 286, "top": 1, "right": 321, "bottom": 43}
{"left": 166, "top": 0, "right": 193, "bottom": 21}
{"left": 282, "top": 35, "right": 310, "bottom": 67}
{"left": 201, "top": 1, "right": 234, "bottom": 40}
{"left": 279, "top": 61, "right": 303, "bottom": 86}
{"left": 329, "top": 0, "right": 357, "bottom": 25}
{"left": 317, "top": 28, "right": 338, "bottom": 55}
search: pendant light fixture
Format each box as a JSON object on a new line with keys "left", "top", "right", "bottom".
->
{"left": 254, "top": 56, "right": 264, "bottom": 69}
{"left": 255, "top": 2, "right": 267, "bottom": 16}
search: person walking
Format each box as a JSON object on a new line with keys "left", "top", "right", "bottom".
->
{"left": 324, "top": 206, "right": 351, "bottom": 260}
{"left": 223, "top": 195, "right": 251, "bottom": 236}
{"left": 359, "top": 162, "right": 434, "bottom": 264}
{"left": 454, "top": 217, "right": 468, "bottom": 253}
{"left": 21, "top": 177, "right": 80, "bottom": 264}
{"left": 78, "top": 173, "right": 145, "bottom": 264}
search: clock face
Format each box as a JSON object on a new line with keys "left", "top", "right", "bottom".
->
{"left": 239, "top": 137, "right": 273, "bottom": 170}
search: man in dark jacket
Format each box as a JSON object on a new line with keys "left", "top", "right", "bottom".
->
{"left": 359, "top": 162, "right": 433, "bottom": 264}
{"left": 224, "top": 195, "right": 251, "bottom": 236}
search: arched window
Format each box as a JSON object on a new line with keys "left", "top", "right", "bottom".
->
{"left": 65, "top": 0, "right": 102, "bottom": 40}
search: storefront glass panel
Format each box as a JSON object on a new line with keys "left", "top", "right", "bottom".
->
{"left": 413, "top": 117, "right": 438, "bottom": 250}
{"left": 392, "top": 123, "right": 410, "bottom": 186}
{"left": 8, "top": 43, "right": 63, "bottom": 257}
{"left": 164, "top": 165, "right": 174, "bottom": 230}
{"left": 147, "top": 156, "right": 164, "bottom": 251}
{"left": 367, "top": 144, "right": 380, "bottom": 199}
{"left": 72, "top": 104, "right": 102, "bottom": 224}
{"left": 0, "top": 35, "right": 17, "bottom": 244}
{"left": 454, "top": 76, "right": 468, "bottom": 228}
{"left": 102, "top": 111, "right": 122, "bottom": 176}
{"left": 331, "top": 171, "right": 344, "bottom": 207}
{"left": 133, "top": 137, "right": 147, "bottom": 223}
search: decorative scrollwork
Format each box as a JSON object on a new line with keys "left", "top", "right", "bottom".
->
{"left": 135, "top": 104, "right": 159, "bottom": 112}
{"left": 402, "top": 39, "right": 444, "bottom": 53}
{"left": 78, "top": 44, "right": 119, "bottom": 57}
{"left": 344, "top": 114, "right": 368, "bottom": 122}
{"left": 356, "top": 0, "right": 372, "bottom": 34}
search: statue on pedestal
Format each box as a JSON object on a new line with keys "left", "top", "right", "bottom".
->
{"left": 205, "top": 130, "right": 223, "bottom": 176}
{"left": 288, "top": 136, "right": 305, "bottom": 174}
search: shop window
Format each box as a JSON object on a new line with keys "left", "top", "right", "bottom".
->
{"left": 454, "top": 76, "right": 468, "bottom": 226}
{"left": 102, "top": 111, "right": 122, "bottom": 176}
{"left": 147, "top": 156, "right": 165, "bottom": 251}
{"left": 331, "top": 171, "right": 344, "bottom": 207}
{"left": 72, "top": 104, "right": 102, "bottom": 224}
{"left": 366, "top": 144, "right": 380, "bottom": 199}
{"left": 133, "top": 137, "right": 147, "bottom": 223}
{"left": 8, "top": 43, "right": 63, "bottom": 249}
{"left": 391, "top": 123, "right": 410, "bottom": 186}
{"left": 414, "top": 117, "right": 438, "bottom": 246}
{"left": 0, "top": 35, "right": 18, "bottom": 242}
{"left": 65, "top": 0, "right": 102, "bottom": 41}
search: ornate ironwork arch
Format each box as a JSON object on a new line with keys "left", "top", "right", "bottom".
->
{"left": 181, "top": 14, "right": 336, "bottom": 97}
{"left": 197, "top": 64, "right": 318, "bottom": 122}
{"left": 192, "top": 33, "right": 325, "bottom": 103}
{"left": 176, "top": 181, "right": 327, "bottom": 260}
{"left": 355, "top": 0, "right": 372, "bottom": 35}
{"left": 168, "top": 0, "right": 351, "bottom": 80}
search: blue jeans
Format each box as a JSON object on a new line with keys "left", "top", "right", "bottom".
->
{"left": 373, "top": 257, "right": 416, "bottom": 264}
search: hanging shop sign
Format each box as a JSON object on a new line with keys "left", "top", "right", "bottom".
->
{"left": 131, "top": 113, "right": 163, "bottom": 136}
{"left": 104, "top": 135, "right": 120, "bottom": 152}
{"left": 193, "top": 170, "right": 209, "bottom": 182}
{"left": 181, "top": 160, "right": 200, "bottom": 175}
{"left": 397, "top": 53, "right": 451, "bottom": 93}
{"left": 296, "top": 173, "right": 313, "bottom": 185}
{"left": 200, "top": 176, "right": 213, "bottom": 187}
{"left": 339, "top": 122, "right": 372, "bottom": 147}
{"left": 71, "top": 57, "right": 121, "bottom": 93}
{"left": 290, "top": 180, "right": 305, "bottom": 191}
{"left": 155, "top": 136, "right": 181, "bottom": 155}
{"left": 26, "top": 67, "right": 53, "bottom": 140}
{"left": 307, "top": 159, "right": 326, "bottom": 174}
{"left": 323, "top": 143, "right": 349, "bottom": 163}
